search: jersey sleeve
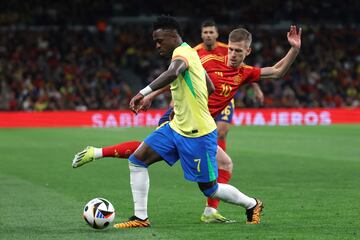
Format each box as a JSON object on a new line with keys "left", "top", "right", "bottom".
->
{"left": 193, "top": 43, "right": 203, "bottom": 51}
{"left": 172, "top": 46, "right": 189, "bottom": 68}
{"left": 247, "top": 66, "right": 261, "bottom": 83}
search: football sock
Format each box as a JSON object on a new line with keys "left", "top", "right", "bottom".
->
{"left": 206, "top": 169, "right": 232, "bottom": 211}
{"left": 217, "top": 139, "right": 226, "bottom": 151}
{"left": 212, "top": 183, "right": 256, "bottom": 209}
{"left": 129, "top": 164, "right": 149, "bottom": 220}
{"left": 93, "top": 147, "right": 103, "bottom": 158}
{"left": 101, "top": 141, "right": 142, "bottom": 159}
{"left": 203, "top": 206, "right": 218, "bottom": 215}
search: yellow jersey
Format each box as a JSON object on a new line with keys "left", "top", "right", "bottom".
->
{"left": 169, "top": 42, "right": 217, "bottom": 138}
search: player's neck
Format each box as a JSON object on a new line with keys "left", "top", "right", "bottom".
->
{"left": 175, "top": 37, "right": 183, "bottom": 47}
{"left": 166, "top": 40, "right": 184, "bottom": 59}
{"left": 204, "top": 43, "right": 216, "bottom": 51}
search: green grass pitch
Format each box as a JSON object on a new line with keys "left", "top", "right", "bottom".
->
{"left": 0, "top": 125, "right": 359, "bottom": 240}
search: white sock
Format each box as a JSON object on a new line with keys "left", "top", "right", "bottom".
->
{"left": 212, "top": 183, "right": 256, "bottom": 209}
{"left": 203, "top": 206, "right": 218, "bottom": 216}
{"left": 129, "top": 164, "right": 149, "bottom": 220}
{"left": 93, "top": 147, "right": 103, "bottom": 158}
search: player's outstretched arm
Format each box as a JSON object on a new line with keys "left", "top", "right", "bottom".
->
{"left": 130, "top": 59, "right": 187, "bottom": 113}
{"left": 260, "top": 25, "right": 301, "bottom": 79}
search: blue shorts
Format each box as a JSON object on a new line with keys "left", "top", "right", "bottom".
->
{"left": 144, "top": 123, "right": 218, "bottom": 183}
{"left": 158, "top": 107, "right": 174, "bottom": 126}
{"left": 214, "top": 99, "right": 235, "bottom": 124}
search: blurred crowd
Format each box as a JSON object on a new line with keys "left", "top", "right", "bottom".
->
{"left": 0, "top": 1, "right": 359, "bottom": 111}
{"left": 1, "top": 1, "right": 358, "bottom": 25}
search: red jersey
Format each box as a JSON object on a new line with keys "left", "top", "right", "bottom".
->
{"left": 202, "top": 55, "right": 261, "bottom": 117}
{"left": 194, "top": 41, "right": 228, "bottom": 61}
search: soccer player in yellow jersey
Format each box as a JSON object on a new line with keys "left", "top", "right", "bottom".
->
{"left": 113, "top": 16, "right": 263, "bottom": 228}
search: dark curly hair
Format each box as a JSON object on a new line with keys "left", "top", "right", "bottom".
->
{"left": 153, "top": 16, "right": 182, "bottom": 36}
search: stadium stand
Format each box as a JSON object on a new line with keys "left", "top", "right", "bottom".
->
{"left": 0, "top": 1, "right": 359, "bottom": 110}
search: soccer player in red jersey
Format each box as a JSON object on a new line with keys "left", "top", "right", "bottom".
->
{"left": 194, "top": 20, "right": 263, "bottom": 152}
{"left": 205, "top": 26, "right": 301, "bottom": 118}
{"left": 194, "top": 21, "right": 228, "bottom": 59}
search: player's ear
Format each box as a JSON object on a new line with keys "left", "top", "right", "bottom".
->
{"left": 246, "top": 47, "right": 252, "bottom": 56}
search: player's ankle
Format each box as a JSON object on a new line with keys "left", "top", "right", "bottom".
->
{"left": 203, "top": 206, "right": 218, "bottom": 216}
{"left": 93, "top": 147, "right": 103, "bottom": 158}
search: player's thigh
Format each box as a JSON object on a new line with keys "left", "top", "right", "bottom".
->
{"left": 214, "top": 99, "right": 234, "bottom": 137}
{"left": 133, "top": 142, "right": 164, "bottom": 166}
{"left": 216, "top": 121, "right": 231, "bottom": 138}
{"left": 142, "top": 123, "right": 180, "bottom": 166}
{"left": 175, "top": 130, "right": 218, "bottom": 182}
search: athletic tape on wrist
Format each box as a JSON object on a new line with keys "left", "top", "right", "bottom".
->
{"left": 139, "top": 86, "right": 153, "bottom": 96}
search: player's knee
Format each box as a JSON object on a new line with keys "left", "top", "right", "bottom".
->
{"left": 198, "top": 181, "right": 219, "bottom": 197}
{"left": 218, "top": 162, "right": 233, "bottom": 173}
{"left": 128, "top": 154, "right": 148, "bottom": 168}
{"left": 224, "top": 158, "right": 233, "bottom": 172}
{"left": 217, "top": 158, "right": 233, "bottom": 172}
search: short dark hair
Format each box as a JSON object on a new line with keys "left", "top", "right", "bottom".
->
{"left": 153, "top": 16, "right": 182, "bottom": 36}
{"left": 201, "top": 20, "right": 217, "bottom": 29}
{"left": 229, "top": 28, "right": 252, "bottom": 45}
